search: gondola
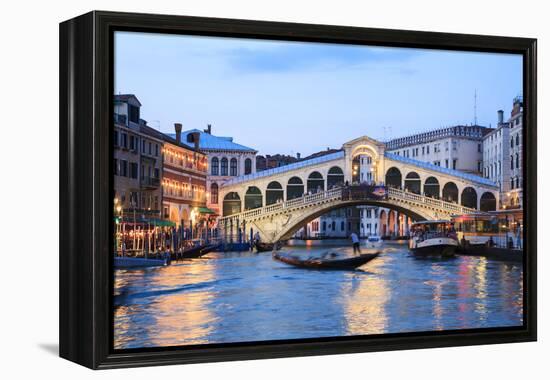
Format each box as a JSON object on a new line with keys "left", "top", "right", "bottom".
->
{"left": 255, "top": 241, "right": 282, "bottom": 253}
{"left": 198, "top": 243, "right": 221, "bottom": 256}
{"left": 179, "top": 244, "right": 208, "bottom": 259}
{"left": 272, "top": 251, "right": 379, "bottom": 270}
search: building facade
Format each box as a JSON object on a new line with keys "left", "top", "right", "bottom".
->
{"left": 482, "top": 110, "right": 511, "bottom": 198}
{"left": 113, "top": 94, "right": 162, "bottom": 218}
{"left": 174, "top": 125, "right": 258, "bottom": 215}
{"left": 386, "top": 125, "right": 492, "bottom": 174}
{"left": 508, "top": 97, "right": 523, "bottom": 208}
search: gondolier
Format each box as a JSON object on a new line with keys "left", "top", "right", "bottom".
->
{"left": 350, "top": 232, "right": 361, "bottom": 254}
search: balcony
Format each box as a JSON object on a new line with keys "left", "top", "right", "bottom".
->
{"left": 141, "top": 176, "right": 160, "bottom": 189}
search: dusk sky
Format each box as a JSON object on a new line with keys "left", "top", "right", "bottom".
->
{"left": 115, "top": 31, "right": 522, "bottom": 157}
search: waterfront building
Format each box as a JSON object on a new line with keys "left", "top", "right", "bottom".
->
{"left": 385, "top": 125, "right": 492, "bottom": 175}
{"left": 150, "top": 123, "right": 208, "bottom": 227}
{"left": 508, "top": 96, "right": 523, "bottom": 208}
{"left": 482, "top": 97, "right": 523, "bottom": 209}
{"left": 256, "top": 153, "right": 299, "bottom": 171}
{"left": 482, "top": 110, "right": 511, "bottom": 197}
{"left": 114, "top": 94, "right": 162, "bottom": 218}
{"left": 174, "top": 125, "right": 257, "bottom": 215}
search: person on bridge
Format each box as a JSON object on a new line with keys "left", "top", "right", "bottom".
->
{"left": 350, "top": 232, "right": 361, "bottom": 254}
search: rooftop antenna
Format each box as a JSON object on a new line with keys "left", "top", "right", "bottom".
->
{"left": 474, "top": 89, "right": 478, "bottom": 125}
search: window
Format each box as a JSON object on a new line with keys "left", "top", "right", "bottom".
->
{"left": 220, "top": 158, "right": 228, "bottom": 176}
{"left": 445, "top": 159, "right": 449, "bottom": 168}
{"left": 142, "top": 140, "right": 146, "bottom": 152}
{"left": 422, "top": 146, "right": 425, "bottom": 155}
{"left": 478, "top": 143, "right": 482, "bottom": 153}
{"left": 510, "top": 155, "right": 514, "bottom": 170}
{"left": 230, "top": 158, "right": 238, "bottom": 176}
{"left": 367, "top": 209, "right": 372, "bottom": 218}
{"left": 129, "top": 162, "right": 138, "bottom": 179}
{"left": 211, "top": 183, "right": 219, "bottom": 204}
{"left": 511, "top": 139, "right": 514, "bottom": 148}
{"left": 426, "top": 145, "right": 430, "bottom": 154}
{"left": 477, "top": 161, "right": 482, "bottom": 173}
{"left": 155, "top": 144, "right": 159, "bottom": 156}
{"left": 511, "top": 178, "right": 514, "bottom": 189}
{"left": 452, "top": 159, "right": 457, "bottom": 170}
{"left": 516, "top": 134, "right": 520, "bottom": 146}
{"left": 244, "top": 158, "right": 252, "bottom": 175}
{"left": 120, "top": 160, "right": 128, "bottom": 177}
{"left": 341, "top": 221, "right": 345, "bottom": 231}
{"left": 148, "top": 142, "right": 152, "bottom": 155}
{"left": 121, "top": 133, "right": 128, "bottom": 149}
{"left": 129, "top": 135, "right": 136, "bottom": 151}
{"left": 516, "top": 177, "right": 520, "bottom": 189}
{"left": 154, "top": 168, "right": 159, "bottom": 179}
{"left": 516, "top": 153, "right": 519, "bottom": 169}
{"left": 128, "top": 104, "right": 140, "bottom": 123}
{"left": 211, "top": 157, "right": 219, "bottom": 175}
{"left": 322, "top": 221, "right": 326, "bottom": 231}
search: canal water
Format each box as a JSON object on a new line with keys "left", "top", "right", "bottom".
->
{"left": 113, "top": 241, "right": 523, "bottom": 349}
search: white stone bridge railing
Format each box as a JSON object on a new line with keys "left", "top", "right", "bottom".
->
{"left": 218, "top": 186, "right": 478, "bottom": 226}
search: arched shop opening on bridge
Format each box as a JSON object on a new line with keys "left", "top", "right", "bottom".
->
{"left": 423, "top": 176, "right": 440, "bottom": 198}
{"left": 461, "top": 187, "right": 477, "bottom": 209}
{"left": 385, "top": 167, "right": 402, "bottom": 188}
{"left": 480, "top": 192, "right": 497, "bottom": 212}
{"left": 287, "top": 176, "right": 304, "bottom": 200}
{"left": 307, "top": 171, "right": 324, "bottom": 194}
{"left": 352, "top": 153, "right": 375, "bottom": 184}
{"left": 223, "top": 192, "right": 241, "bottom": 216}
{"left": 327, "top": 166, "right": 345, "bottom": 189}
{"left": 266, "top": 181, "right": 284, "bottom": 205}
{"left": 244, "top": 186, "right": 263, "bottom": 210}
{"left": 404, "top": 172, "right": 421, "bottom": 194}
{"left": 442, "top": 182, "right": 459, "bottom": 203}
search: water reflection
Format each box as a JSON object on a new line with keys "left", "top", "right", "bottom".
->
{"left": 114, "top": 242, "right": 523, "bottom": 349}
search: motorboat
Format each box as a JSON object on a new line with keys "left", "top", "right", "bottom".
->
{"left": 409, "top": 220, "right": 458, "bottom": 257}
{"left": 365, "top": 235, "right": 383, "bottom": 249}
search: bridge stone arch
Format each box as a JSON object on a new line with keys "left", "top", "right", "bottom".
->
{"left": 480, "top": 191, "right": 497, "bottom": 211}
{"left": 268, "top": 200, "right": 429, "bottom": 242}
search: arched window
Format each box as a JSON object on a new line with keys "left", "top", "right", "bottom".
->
{"left": 307, "top": 172, "right": 324, "bottom": 193}
{"left": 510, "top": 155, "right": 514, "bottom": 170}
{"left": 287, "top": 177, "right": 304, "bottom": 200}
{"left": 516, "top": 134, "right": 520, "bottom": 146}
{"left": 266, "top": 181, "right": 284, "bottom": 205}
{"left": 480, "top": 192, "right": 496, "bottom": 211}
{"left": 230, "top": 158, "right": 238, "bottom": 176}
{"left": 211, "top": 157, "right": 219, "bottom": 175}
{"left": 515, "top": 153, "right": 519, "bottom": 169}
{"left": 244, "top": 158, "right": 252, "bottom": 175}
{"left": 404, "top": 172, "right": 421, "bottom": 194}
{"left": 244, "top": 186, "right": 262, "bottom": 210}
{"left": 442, "top": 182, "right": 459, "bottom": 203}
{"left": 220, "top": 157, "right": 228, "bottom": 176}
{"left": 222, "top": 192, "right": 241, "bottom": 216}
{"left": 385, "top": 167, "right": 402, "bottom": 188}
{"left": 461, "top": 187, "right": 477, "bottom": 209}
{"left": 210, "top": 183, "right": 218, "bottom": 204}
{"left": 327, "top": 166, "right": 344, "bottom": 188}
{"left": 423, "top": 176, "right": 440, "bottom": 198}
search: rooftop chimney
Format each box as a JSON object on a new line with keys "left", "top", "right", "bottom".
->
{"left": 296, "top": 152, "right": 301, "bottom": 159}
{"left": 191, "top": 131, "right": 201, "bottom": 150}
{"left": 205, "top": 124, "right": 212, "bottom": 134}
{"left": 174, "top": 123, "right": 182, "bottom": 142}
{"left": 497, "top": 110, "right": 504, "bottom": 124}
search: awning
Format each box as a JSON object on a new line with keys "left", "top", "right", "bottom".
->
{"left": 197, "top": 207, "right": 216, "bottom": 214}
{"left": 114, "top": 216, "right": 176, "bottom": 227}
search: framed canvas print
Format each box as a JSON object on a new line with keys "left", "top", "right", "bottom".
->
{"left": 59, "top": 11, "right": 537, "bottom": 369}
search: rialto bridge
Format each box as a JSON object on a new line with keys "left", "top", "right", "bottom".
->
{"left": 216, "top": 136, "right": 499, "bottom": 243}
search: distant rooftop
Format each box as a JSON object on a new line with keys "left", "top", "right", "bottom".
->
{"left": 385, "top": 125, "right": 492, "bottom": 150}
{"left": 385, "top": 152, "right": 498, "bottom": 188}
{"left": 170, "top": 129, "right": 257, "bottom": 153}
{"left": 223, "top": 151, "right": 345, "bottom": 187}
{"left": 114, "top": 94, "right": 142, "bottom": 106}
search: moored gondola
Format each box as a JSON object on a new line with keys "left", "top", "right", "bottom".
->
{"left": 255, "top": 241, "right": 282, "bottom": 253}
{"left": 272, "top": 251, "right": 379, "bottom": 270}
{"left": 179, "top": 244, "right": 208, "bottom": 259}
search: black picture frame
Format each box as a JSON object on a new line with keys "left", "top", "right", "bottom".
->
{"left": 59, "top": 10, "right": 537, "bottom": 369}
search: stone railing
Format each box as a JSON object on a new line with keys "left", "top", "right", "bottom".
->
{"left": 219, "top": 186, "right": 477, "bottom": 225}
